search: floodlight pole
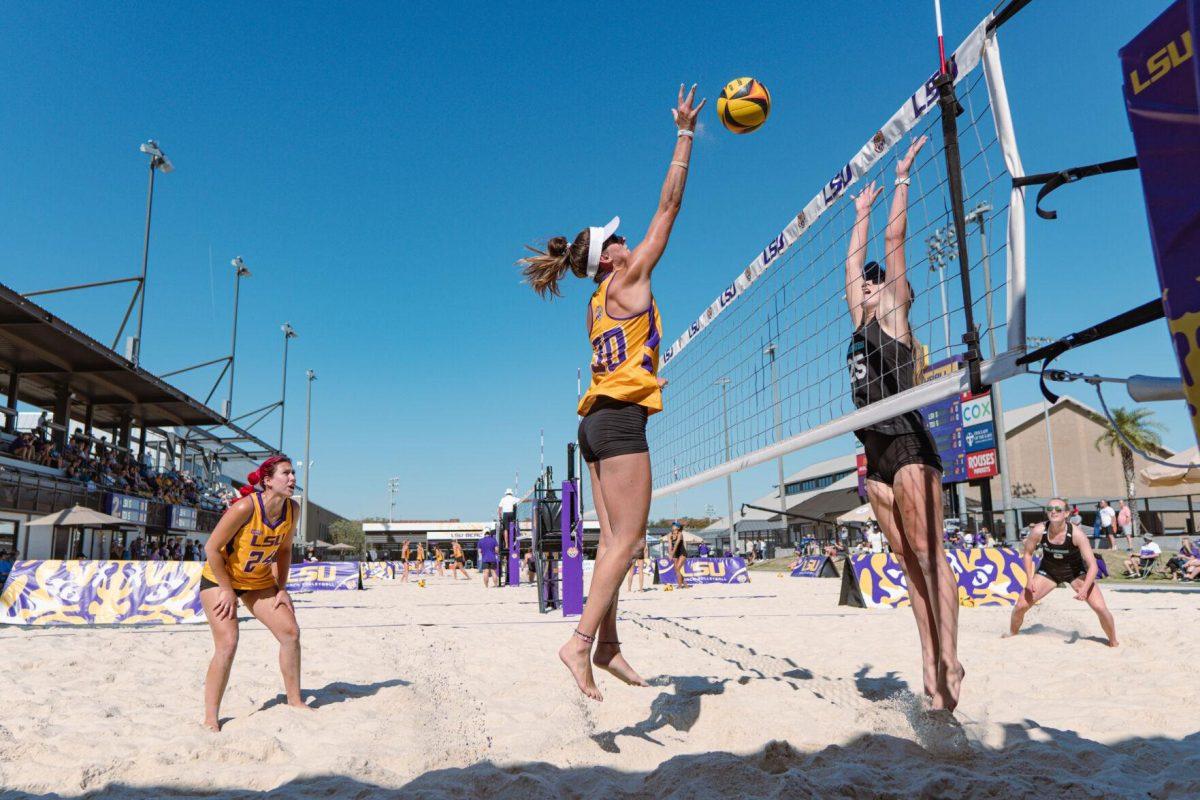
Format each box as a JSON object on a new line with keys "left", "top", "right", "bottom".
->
{"left": 278, "top": 323, "right": 297, "bottom": 450}
{"left": 966, "top": 202, "right": 1017, "bottom": 540}
{"left": 300, "top": 370, "right": 315, "bottom": 545}
{"left": 129, "top": 140, "right": 172, "bottom": 366}
{"left": 227, "top": 258, "right": 251, "bottom": 418}
{"left": 716, "top": 377, "right": 737, "bottom": 554}
{"left": 387, "top": 477, "right": 401, "bottom": 523}
{"left": 765, "top": 343, "right": 787, "bottom": 547}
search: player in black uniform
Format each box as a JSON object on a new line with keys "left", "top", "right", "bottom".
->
{"left": 844, "top": 135, "right": 964, "bottom": 712}
{"left": 1008, "top": 498, "right": 1117, "bottom": 646}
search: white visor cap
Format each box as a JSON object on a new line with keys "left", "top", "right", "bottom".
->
{"left": 586, "top": 216, "right": 621, "bottom": 278}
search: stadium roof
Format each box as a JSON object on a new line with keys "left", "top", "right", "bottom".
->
{"left": 0, "top": 281, "right": 275, "bottom": 457}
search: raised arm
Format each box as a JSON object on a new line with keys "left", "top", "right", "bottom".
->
{"left": 881, "top": 136, "right": 927, "bottom": 306}
{"left": 625, "top": 84, "right": 706, "bottom": 285}
{"left": 845, "top": 182, "right": 883, "bottom": 327}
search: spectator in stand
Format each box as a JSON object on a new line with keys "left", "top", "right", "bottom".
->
{"left": 1098, "top": 500, "right": 1117, "bottom": 550}
{"left": 963, "top": 529, "right": 975, "bottom": 549}
{"left": 1068, "top": 506, "right": 1082, "bottom": 527}
{"left": 33, "top": 412, "right": 49, "bottom": 443}
{"left": 8, "top": 432, "right": 34, "bottom": 461}
{"left": 1168, "top": 537, "right": 1200, "bottom": 581}
{"left": 867, "top": 525, "right": 884, "bottom": 554}
{"left": 305, "top": 547, "right": 318, "bottom": 563}
{"left": 1123, "top": 534, "right": 1162, "bottom": 577}
{"left": 1117, "top": 500, "right": 1135, "bottom": 551}
{"left": 697, "top": 541, "right": 710, "bottom": 557}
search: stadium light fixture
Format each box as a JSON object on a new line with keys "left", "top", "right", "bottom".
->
{"left": 125, "top": 140, "right": 174, "bottom": 366}
{"left": 139, "top": 139, "right": 174, "bottom": 173}
{"left": 278, "top": 323, "right": 299, "bottom": 450}
{"left": 225, "top": 257, "right": 253, "bottom": 419}
{"left": 300, "top": 369, "right": 317, "bottom": 545}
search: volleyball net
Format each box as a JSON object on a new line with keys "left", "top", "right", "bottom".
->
{"left": 649, "top": 13, "right": 1028, "bottom": 498}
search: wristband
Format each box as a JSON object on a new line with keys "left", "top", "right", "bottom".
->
{"left": 671, "top": 160, "right": 688, "bottom": 170}
{"left": 677, "top": 130, "right": 694, "bottom": 139}
{"left": 894, "top": 176, "right": 910, "bottom": 187}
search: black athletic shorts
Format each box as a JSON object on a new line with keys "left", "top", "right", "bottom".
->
{"left": 199, "top": 576, "right": 250, "bottom": 596}
{"left": 1037, "top": 562, "right": 1086, "bottom": 584}
{"left": 857, "top": 427, "right": 942, "bottom": 485}
{"left": 578, "top": 397, "right": 649, "bottom": 463}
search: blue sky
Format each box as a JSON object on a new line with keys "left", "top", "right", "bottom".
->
{"left": 0, "top": 1, "right": 1187, "bottom": 521}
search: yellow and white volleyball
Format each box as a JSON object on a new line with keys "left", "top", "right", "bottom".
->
{"left": 717, "top": 77, "right": 771, "bottom": 134}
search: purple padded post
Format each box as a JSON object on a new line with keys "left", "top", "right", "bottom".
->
{"left": 507, "top": 519, "right": 520, "bottom": 586}
{"left": 560, "top": 478, "right": 584, "bottom": 616}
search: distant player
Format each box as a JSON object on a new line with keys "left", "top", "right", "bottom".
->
{"left": 199, "top": 455, "right": 309, "bottom": 731}
{"left": 400, "top": 540, "right": 412, "bottom": 583}
{"left": 433, "top": 544, "right": 446, "bottom": 578}
{"left": 1008, "top": 499, "right": 1118, "bottom": 647}
{"left": 521, "top": 84, "right": 704, "bottom": 701}
{"left": 449, "top": 540, "right": 470, "bottom": 580}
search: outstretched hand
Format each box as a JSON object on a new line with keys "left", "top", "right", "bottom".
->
{"left": 672, "top": 83, "right": 706, "bottom": 131}
{"left": 853, "top": 181, "right": 884, "bottom": 215}
{"left": 896, "top": 135, "right": 928, "bottom": 178}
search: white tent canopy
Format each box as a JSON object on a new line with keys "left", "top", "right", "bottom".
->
{"left": 1140, "top": 445, "right": 1200, "bottom": 486}
{"left": 836, "top": 503, "right": 875, "bottom": 526}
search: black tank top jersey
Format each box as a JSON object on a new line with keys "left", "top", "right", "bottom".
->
{"left": 846, "top": 317, "right": 926, "bottom": 436}
{"left": 1038, "top": 525, "right": 1086, "bottom": 580}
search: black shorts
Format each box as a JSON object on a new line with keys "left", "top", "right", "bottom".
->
{"left": 1037, "top": 563, "right": 1086, "bottom": 584}
{"left": 857, "top": 428, "right": 942, "bottom": 485}
{"left": 578, "top": 397, "right": 649, "bottom": 463}
{"left": 199, "top": 576, "right": 249, "bottom": 596}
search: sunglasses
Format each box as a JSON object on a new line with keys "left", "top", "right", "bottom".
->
{"left": 1046, "top": 505, "right": 1066, "bottom": 513}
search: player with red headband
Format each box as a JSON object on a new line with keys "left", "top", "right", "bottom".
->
{"left": 199, "top": 455, "right": 309, "bottom": 731}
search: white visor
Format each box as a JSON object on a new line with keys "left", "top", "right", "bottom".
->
{"left": 586, "top": 216, "right": 621, "bottom": 278}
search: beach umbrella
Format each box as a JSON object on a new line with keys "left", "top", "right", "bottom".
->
{"left": 27, "top": 505, "right": 142, "bottom": 529}
{"left": 1139, "top": 445, "right": 1200, "bottom": 486}
{"left": 325, "top": 542, "right": 356, "bottom": 551}
{"left": 313, "top": 539, "right": 334, "bottom": 547}
{"left": 836, "top": 503, "right": 874, "bottom": 525}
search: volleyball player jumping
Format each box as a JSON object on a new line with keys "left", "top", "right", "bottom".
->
{"left": 520, "top": 84, "right": 704, "bottom": 701}
{"left": 845, "top": 136, "right": 965, "bottom": 712}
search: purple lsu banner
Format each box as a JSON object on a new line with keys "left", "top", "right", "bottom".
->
{"left": 790, "top": 555, "right": 838, "bottom": 578}
{"left": 360, "top": 562, "right": 395, "bottom": 581}
{"left": 0, "top": 560, "right": 204, "bottom": 625}
{"left": 0, "top": 560, "right": 362, "bottom": 625}
{"left": 1122, "top": 1, "right": 1200, "bottom": 451}
{"left": 840, "top": 548, "right": 1033, "bottom": 609}
{"left": 288, "top": 562, "right": 361, "bottom": 592}
{"left": 656, "top": 557, "right": 750, "bottom": 585}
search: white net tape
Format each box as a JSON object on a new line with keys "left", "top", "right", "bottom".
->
{"left": 649, "top": 16, "right": 1026, "bottom": 497}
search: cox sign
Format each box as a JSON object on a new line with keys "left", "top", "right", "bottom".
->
{"left": 960, "top": 393, "right": 994, "bottom": 427}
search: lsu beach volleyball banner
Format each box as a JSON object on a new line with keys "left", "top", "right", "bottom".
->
{"left": 0, "top": 559, "right": 204, "bottom": 625}
{"left": 288, "top": 562, "right": 361, "bottom": 592}
{"left": 790, "top": 555, "right": 839, "bottom": 578}
{"left": 839, "top": 547, "right": 1033, "bottom": 609}
{"left": 1122, "top": 1, "right": 1200, "bottom": 452}
{"left": 656, "top": 557, "right": 750, "bottom": 585}
{"left": 660, "top": 15, "right": 992, "bottom": 367}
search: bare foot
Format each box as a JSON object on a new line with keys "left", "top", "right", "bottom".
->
{"left": 593, "top": 643, "right": 649, "bottom": 687}
{"left": 931, "top": 661, "right": 965, "bottom": 712}
{"left": 558, "top": 638, "right": 603, "bottom": 701}
{"left": 202, "top": 717, "right": 221, "bottom": 733}
{"left": 287, "top": 698, "right": 315, "bottom": 711}
{"left": 1106, "top": 637, "right": 1119, "bottom": 648}
{"left": 921, "top": 661, "right": 938, "bottom": 701}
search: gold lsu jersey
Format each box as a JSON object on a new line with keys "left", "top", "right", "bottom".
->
{"left": 578, "top": 275, "right": 663, "bottom": 417}
{"left": 202, "top": 492, "right": 294, "bottom": 591}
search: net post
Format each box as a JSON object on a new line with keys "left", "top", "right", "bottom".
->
{"left": 935, "top": 70, "right": 986, "bottom": 395}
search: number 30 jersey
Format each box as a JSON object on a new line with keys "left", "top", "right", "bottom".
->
{"left": 201, "top": 492, "right": 293, "bottom": 591}
{"left": 577, "top": 274, "right": 663, "bottom": 417}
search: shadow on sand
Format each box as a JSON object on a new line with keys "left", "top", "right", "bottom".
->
{"left": 255, "top": 678, "right": 411, "bottom": 712}
{"left": 6, "top": 725, "right": 1197, "bottom": 799}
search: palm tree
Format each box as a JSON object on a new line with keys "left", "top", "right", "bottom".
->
{"left": 1095, "top": 406, "right": 1166, "bottom": 535}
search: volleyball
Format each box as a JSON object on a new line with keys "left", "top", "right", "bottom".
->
{"left": 717, "top": 77, "right": 771, "bottom": 134}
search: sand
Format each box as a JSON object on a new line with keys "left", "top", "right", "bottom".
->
{"left": 0, "top": 573, "right": 1197, "bottom": 799}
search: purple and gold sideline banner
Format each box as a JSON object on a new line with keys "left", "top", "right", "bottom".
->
{"left": 839, "top": 547, "right": 1033, "bottom": 609}
{"left": 656, "top": 557, "right": 750, "bottom": 585}
{"left": 360, "top": 562, "right": 395, "bottom": 581}
{"left": 0, "top": 560, "right": 362, "bottom": 625}
{"left": 0, "top": 560, "right": 203, "bottom": 625}
{"left": 288, "top": 562, "right": 361, "bottom": 592}
{"left": 790, "top": 555, "right": 839, "bottom": 578}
